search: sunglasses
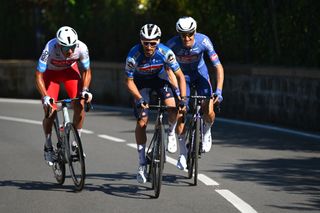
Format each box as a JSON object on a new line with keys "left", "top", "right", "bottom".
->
{"left": 180, "top": 32, "right": 195, "bottom": 38}
{"left": 61, "top": 44, "right": 76, "bottom": 52}
{"left": 142, "top": 41, "right": 158, "bottom": 47}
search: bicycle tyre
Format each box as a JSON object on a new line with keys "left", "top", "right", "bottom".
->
{"left": 65, "top": 123, "right": 86, "bottom": 191}
{"left": 52, "top": 120, "right": 65, "bottom": 185}
{"left": 193, "top": 117, "right": 200, "bottom": 186}
{"left": 152, "top": 125, "right": 165, "bottom": 198}
{"left": 187, "top": 123, "right": 195, "bottom": 179}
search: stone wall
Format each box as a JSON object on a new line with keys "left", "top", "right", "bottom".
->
{"left": 0, "top": 60, "right": 319, "bottom": 132}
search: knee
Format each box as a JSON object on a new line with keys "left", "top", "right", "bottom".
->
{"left": 137, "top": 118, "right": 148, "bottom": 129}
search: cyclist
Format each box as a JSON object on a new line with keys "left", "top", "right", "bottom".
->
{"left": 166, "top": 16, "right": 224, "bottom": 170}
{"left": 125, "top": 24, "right": 187, "bottom": 183}
{"left": 35, "top": 26, "right": 93, "bottom": 166}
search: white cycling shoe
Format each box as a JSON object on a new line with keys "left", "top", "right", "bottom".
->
{"left": 202, "top": 130, "right": 212, "bottom": 153}
{"left": 176, "top": 154, "right": 187, "bottom": 170}
{"left": 137, "top": 165, "right": 147, "bottom": 184}
{"left": 167, "top": 133, "right": 177, "bottom": 153}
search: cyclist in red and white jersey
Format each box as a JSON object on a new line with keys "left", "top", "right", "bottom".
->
{"left": 35, "top": 26, "right": 93, "bottom": 166}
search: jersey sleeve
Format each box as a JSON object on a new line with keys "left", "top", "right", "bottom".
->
{"left": 79, "top": 43, "right": 90, "bottom": 70}
{"left": 125, "top": 56, "right": 136, "bottom": 79}
{"left": 201, "top": 36, "right": 221, "bottom": 66}
{"left": 164, "top": 49, "right": 180, "bottom": 72}
{"left": 36, "top": 42, "right": 50, "bottom": 73}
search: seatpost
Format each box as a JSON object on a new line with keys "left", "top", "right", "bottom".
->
{"left": 62, "top": 102, "right": 70, "bottom": 125}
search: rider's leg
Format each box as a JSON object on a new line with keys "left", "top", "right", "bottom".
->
{"left": 202, "top": 99, "right": 215, "bottom": 152}
{"left": 42, "top": 71, "right": 60, "bottom": 148}
{"left": 42, "top": 70, "right": 61, "bottom": 165}
{"left": 165, "top": 97, "right": 178, "bottom": 153}
{"left": 136, "top": 116, "right": 148, "bottom": 166}
{"left": 63, "top": 68, "right": 83, "bottom": 131}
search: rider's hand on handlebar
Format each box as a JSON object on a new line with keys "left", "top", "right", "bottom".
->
{"left": 81, "top": 89, "right": 93, "bottom": 103}
{"left": 213, "top": 88, "right": 223, "bottom": 103}
{"left": 136, "top": 98, "right": 148, "bottom": 109}
{"left": 178, "top": 97, "right": 187, "bottom": 112}
{"left": 42, "top": 95, "right": 53, "bottom": 107}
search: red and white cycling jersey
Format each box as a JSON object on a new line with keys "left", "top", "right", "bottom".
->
{"left": 37, "top": 38, "right": 90, "bottom": 73}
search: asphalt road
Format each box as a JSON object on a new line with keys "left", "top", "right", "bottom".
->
{"left": 0, "top": 98, "right": 319, "bottom": 213}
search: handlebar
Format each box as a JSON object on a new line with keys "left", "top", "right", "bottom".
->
{"left": 45, "top": 96, "right": 92, "bottom": 118}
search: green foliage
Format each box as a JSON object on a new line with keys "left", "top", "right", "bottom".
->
{"left": 0, "top": 0, "right": 319, "bottom": 68}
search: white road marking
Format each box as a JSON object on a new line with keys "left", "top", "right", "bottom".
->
{"left": 0, "top": 115, "right": 42, "bottom": 125}
{"left": 82, "top": 129, "right": 94, "bottom": 134}
{"left": 1, "top": 114, "right": 257, "bottom": 212}
{"left": 216, "top": 189, "right": 258, "bottom": 213}
{"left": 98, "top": 134, "right": 126, "bottom": 142}
{"left": 198, "top": 174, "right": 220, "bottom": 186}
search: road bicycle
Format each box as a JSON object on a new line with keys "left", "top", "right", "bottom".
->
{"left": 185, "top": 91, "right": 218, "bottom": 186}
{"left": 145, "top": 98, "right": 175, "bottom": 198}
{"left": 49, "top": 97, "right": 91, "bottom": 191}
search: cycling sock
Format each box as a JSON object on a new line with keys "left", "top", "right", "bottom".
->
{"left": 204, "top": 121, "right": 213, "bottom": 135}
{"left": 168, "top": 121, "right": 177, "bottom": 136}
{"left": 137, "top": 144, "right": 146, "bottom": 166}
{"left": 45, "top": 134, "right": 52, "bottom": 148}
{"left": 77, "top": 129, "right": 82, "bottom": 137}
{"left": 178, "top": 136, "right": 187, "bottom": 156}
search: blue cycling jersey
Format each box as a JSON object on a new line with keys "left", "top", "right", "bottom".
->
{"left": 125, "top": 43, "right": 180, "bottom": 81}
{"left": 166, "top": 33, "right": 221, "bottom": 80}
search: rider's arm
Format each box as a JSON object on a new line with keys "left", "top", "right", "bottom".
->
{"left": 35, "top": 70, "right": 48, "bottom": 98}
{"left": 203, "top": 35, "right": 224, "bottom": 93}
{"left": 81, "top": 67, "right": 92, "bottom": 91}
{"left": 172, "top": 68, "right": 186, "bottom": 98}
{"left": 125, "top": 77, "right": 143, "bottom": 101}
{"left": 215, "top": 63, "right": 224, "bottom": 91}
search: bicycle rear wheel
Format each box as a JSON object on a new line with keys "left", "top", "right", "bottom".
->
{"left": 151, "top": 125, "right": 165, "bottom": 198}
{"left": 52, "top": 120, "right": 65, "bottom": 185}
{"left": 65, "top": 123, "right": 86, "bottom": 191}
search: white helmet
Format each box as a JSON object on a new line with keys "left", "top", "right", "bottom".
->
{"left": 140, "top": 24, "right": 161, "bottom": 40}
{"left": 56, "top": 26, "right": 78, "bottom": 47}
{"left": 176, "top": 17, "right": 197, "bottom": 33}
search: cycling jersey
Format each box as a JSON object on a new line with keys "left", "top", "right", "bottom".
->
{"left": 125, "top": 43, "right": 180, "bottom": 81}
{"left": 166, "top": 33, "right": 221, "bottom": 79}
{"left": 166, "top": 33, "right": 221, "bottom": 97}
{"left": 37, "top": 38, "right": 90, "bottom": 73}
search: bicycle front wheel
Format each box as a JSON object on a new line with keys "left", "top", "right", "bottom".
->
{"left": 193, "top": 118, "right": 200, "bottom": 186}
{"left": 151, "top": 124, "right": 165, "bottom": 198}
{"left": 186, "top": 118, "right": 200, "bottom": 185}
{"left": 65, "top": 123, "right": 86, "bottom": 191}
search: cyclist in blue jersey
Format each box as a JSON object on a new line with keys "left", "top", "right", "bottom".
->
{"left": 166, "top": 17, "right": 224, "bottom": 170}
{"left": 125, "top": 24, "right": 187, "bottom": 183}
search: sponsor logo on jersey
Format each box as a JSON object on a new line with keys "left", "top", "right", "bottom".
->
{"left": 167, "top": 53, "right": 176, "bottom": 63}
{"left": 177, "top": 55, "right": 199, "bottom": 63}
{"left": 210, "top": 53, "right": 218, "bottom": 61}
{"left": 137, "top": 64, "right": 163, "bottom": 74}
{"left": 40, "top": 50, "right": 49, "bottom": 63}
{"left": 51, "top": 59, "right": 78, "bottom": 67}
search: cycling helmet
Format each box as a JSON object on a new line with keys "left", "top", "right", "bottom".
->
{"left": 140, "top": 24, "right": 161, "bottom": 40}
{"left": 56, "top": 26, "right": 78, "bottom": 47}
{"left": 176, "top": 17, "right": 197, "bottom": 33}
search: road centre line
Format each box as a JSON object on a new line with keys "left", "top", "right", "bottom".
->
{"left": 98, "top": 134, "right": 126, "bottom": 142}
{"left": 216, "top": 189, "right": 258, "bottom": 213}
